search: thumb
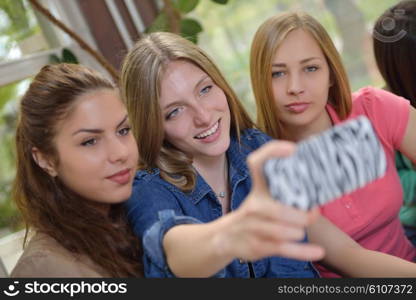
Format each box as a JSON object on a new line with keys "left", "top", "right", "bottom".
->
{"left": 247, "top": 140, "right": 296, "bottom": 193}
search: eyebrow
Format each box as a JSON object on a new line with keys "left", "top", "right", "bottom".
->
{"left": 272, "top": 57, "right": 322, "bottom": 67}
{"left": 162, "top": 75, "right": 210, "bottom": 111}
{"left": 72, "top": 115, "right": 128, "bottom": 136}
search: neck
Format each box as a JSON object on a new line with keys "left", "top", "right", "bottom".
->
{"left": 193, "top": 153, "right": 230, "bottom": 213}
{"left": 193, "top": 153, "right": 227, "bottom": 185}
{"left": 285, "top": 109, "right": 332, "bottom": 142}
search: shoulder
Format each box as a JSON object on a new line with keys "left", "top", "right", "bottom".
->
{"left": 127, "top": 169, "right": 184, "bottom": 227}
{"left": 351, "top": 86, "right": 411, "bottom": 147}
{"left": 227, "top": 128, "right": 273, "bottom": 160}
{"left": 134, "top": 168, "right": 161, "bottom": 183}
{"left": 239, "top": 128, "right": 273, "bottom": 149}
{"left": 131, "top": 169, "right": 180, "bottom": 198}
{"left": 11, "top": 233, "right": 106, "bottom": 278}
{"left": 352, "top": 86, "right": 410, "bottom": 116}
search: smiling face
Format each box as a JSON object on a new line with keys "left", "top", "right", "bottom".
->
{"left": 271, "top": 28, "right": 333, "bottom": 140}
{"left": 48, "top": 89, "right": 138, "bottom": 205}
{"left": 159, "top": 60, "right": 231, "bottom": 163}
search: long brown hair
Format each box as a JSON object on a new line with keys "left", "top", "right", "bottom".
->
{"left": 13, "top": 63, "right": 143, "bottom": 277}
{"left": 250, "top": 11, "right": 352, "bottom": 139}
{"left": 373, "top": 0, "right": 416, "bottom": 108}
{"left": 120, "top": 32, "right": 254, "bottom": 192}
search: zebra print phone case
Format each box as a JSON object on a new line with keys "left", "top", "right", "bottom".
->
{"left": 263, "top": 116, "right": 387, "bottom": 210}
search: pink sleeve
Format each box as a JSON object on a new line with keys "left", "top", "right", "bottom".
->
{"left": 354, "top": 87, "right": 410, "bottom": 149}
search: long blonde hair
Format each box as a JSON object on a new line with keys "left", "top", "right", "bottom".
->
{"left": 120, "top": 32, "right": 253, "bottom": 192}
{"left": 250, "top": 11, "right": 352, "bottom": 139}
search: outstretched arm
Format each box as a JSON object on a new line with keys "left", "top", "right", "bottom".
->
{"left": 308, "top": 216, "right": 416, "bottom": 277}
{"left": 163, "top": 141, "right": 324, "bottom": 277}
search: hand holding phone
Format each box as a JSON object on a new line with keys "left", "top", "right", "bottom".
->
{"left": 263, "top": 116, "right": 387, "bottom": 210}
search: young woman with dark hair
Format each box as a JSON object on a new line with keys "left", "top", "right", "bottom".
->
{"left": 11, "top": 63, "right": 143, "bottom": 277}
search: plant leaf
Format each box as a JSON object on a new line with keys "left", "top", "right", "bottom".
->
{"left": 146, "top": 12, "right": 169, "bottom": 33}
{"left": 211, "top": 0, "right": 228, "bottom": 4}
{"left": 180, "top": 18, "right": 203, "bottom": 44}
{"left": 62, "top": 48, "right": 78, "bottom": 64}
{"left": 174, "top": 0, "right": 199, "bottom": 13}
{"left": 180, "top": 18, "right": 203, "bottom": 35}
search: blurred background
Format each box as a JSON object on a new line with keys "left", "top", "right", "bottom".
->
{"left": 0, "top": 0, "right": 399, "bottom": 239}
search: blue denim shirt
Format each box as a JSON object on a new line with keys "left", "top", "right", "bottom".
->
{"left": 126, "top": 128, "right": 319, "bottom": 278}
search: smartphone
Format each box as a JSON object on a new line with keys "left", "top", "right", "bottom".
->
{"left": 263, "top": 116, "right": 387, "bottom": 210}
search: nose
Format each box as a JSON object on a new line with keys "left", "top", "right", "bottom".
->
{"left": 108, "top": 137, "right": 129, "bottom": 164}
{"left": 287, "top": 73, "right": 304, "bottom": 96}
{"left": 193, "top": 104, "right": 211, "bottom": 127}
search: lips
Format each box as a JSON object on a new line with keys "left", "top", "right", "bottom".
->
{"left": 285, "top": 102, "right": 310, "bottom": 113}
{"left": 106, "top": 168, "right": 131, "bottom": 185}
{"left": 194, "top": 119, "right": 220, "bottom": 139}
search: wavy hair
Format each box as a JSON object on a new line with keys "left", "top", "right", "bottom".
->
{"left": 120, "top": 32, "right": 254, "bottom": 192}
{"left": 13, "top": 63, "right": 143, "bottom": 277}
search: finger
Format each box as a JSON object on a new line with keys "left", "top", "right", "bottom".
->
{"left": 253, "top": 222, "right": 306, "bottom": 242}
{"left": 245, "top": 219, "right": 306, "bottom": 242}
{"left": 247, "top": 140, "right": 296, "bottom": 192}
{"left": 307, "top": 207, "right": 321, "bottom": 224}
{"left": 272, "top": 242, "right": 325, "bottom": 262}
{"left": 251, "top": 199, "right": 313, "bottom": 228}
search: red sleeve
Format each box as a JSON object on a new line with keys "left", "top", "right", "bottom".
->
{"left": 352, "top": 86, "right": 410, "bottom": 149}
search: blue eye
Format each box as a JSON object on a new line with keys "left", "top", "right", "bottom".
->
{"left": 81, "top": 138, "right": 97, "bottom": 146}
{"left": 200, "top": 85, "right": 212, "bottom": 95}
{"left": 166, "top": 107, "right": 183, "bottom": 120}
{"left": 305, "top": 66, "right": 319, "bottom": 72}
{"left": 118, "top": 127, "right": 131, "bottom": 136}
{"left": 272, "top": 71, "right": 285, "bottom": 78}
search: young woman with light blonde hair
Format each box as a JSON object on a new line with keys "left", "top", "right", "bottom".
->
{"left": 250, "top": 11, "right": 416, "bottom": 277}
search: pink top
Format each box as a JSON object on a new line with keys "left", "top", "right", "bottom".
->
{"left": 315, "top": 87, "right": 416, "bottom": 278}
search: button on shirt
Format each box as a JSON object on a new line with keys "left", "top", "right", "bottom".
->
{"left": 126, "top": 128, "right": 318, "bottom": 278}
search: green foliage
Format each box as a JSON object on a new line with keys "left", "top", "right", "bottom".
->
{"left": 0, "top": 0, "right": 30, "bottom": 38}
{"left": 62, "top": 48, "right": 78, "bottom": 64}
{"left": 0, "top": 0, "right": 38, "bottom": 61}
{"left": 174, "top": 0, "right": 199, "bottom": 13}
{"left": 146, "top": 0, "right": 230, "bottom": 43}
{"left": 0, "top": 84, "right": 20, "bottom": 234}
{"left": 49, "top": 48, "right": 78, "bottom": 64}
{"left": 0, "top": 82, "right": 18, "bottom": 114}
{"left": 145, "top": 12, "right": 169, "bottom": 33}
{"left": 211, "top": 0, "right": 229, "bottom": 4}
{"left": 356, "top": 0, "right": 398, "bottom": 23}
{"left": 180, "top": 18, "right": 203, "bottom": 43}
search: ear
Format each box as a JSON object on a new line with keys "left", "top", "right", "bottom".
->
{"left": 31, "top": 147, "right": 57, "bottom": 177}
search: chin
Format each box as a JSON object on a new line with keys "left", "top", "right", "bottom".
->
{"left": 284, "top": 114, "right": 315, "bottom": 127}
{"left": 205, "top": 143, "right": 230, "bottom": 157}
{"left": 103, "top": 189, "right": 132, "bottom": 204}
